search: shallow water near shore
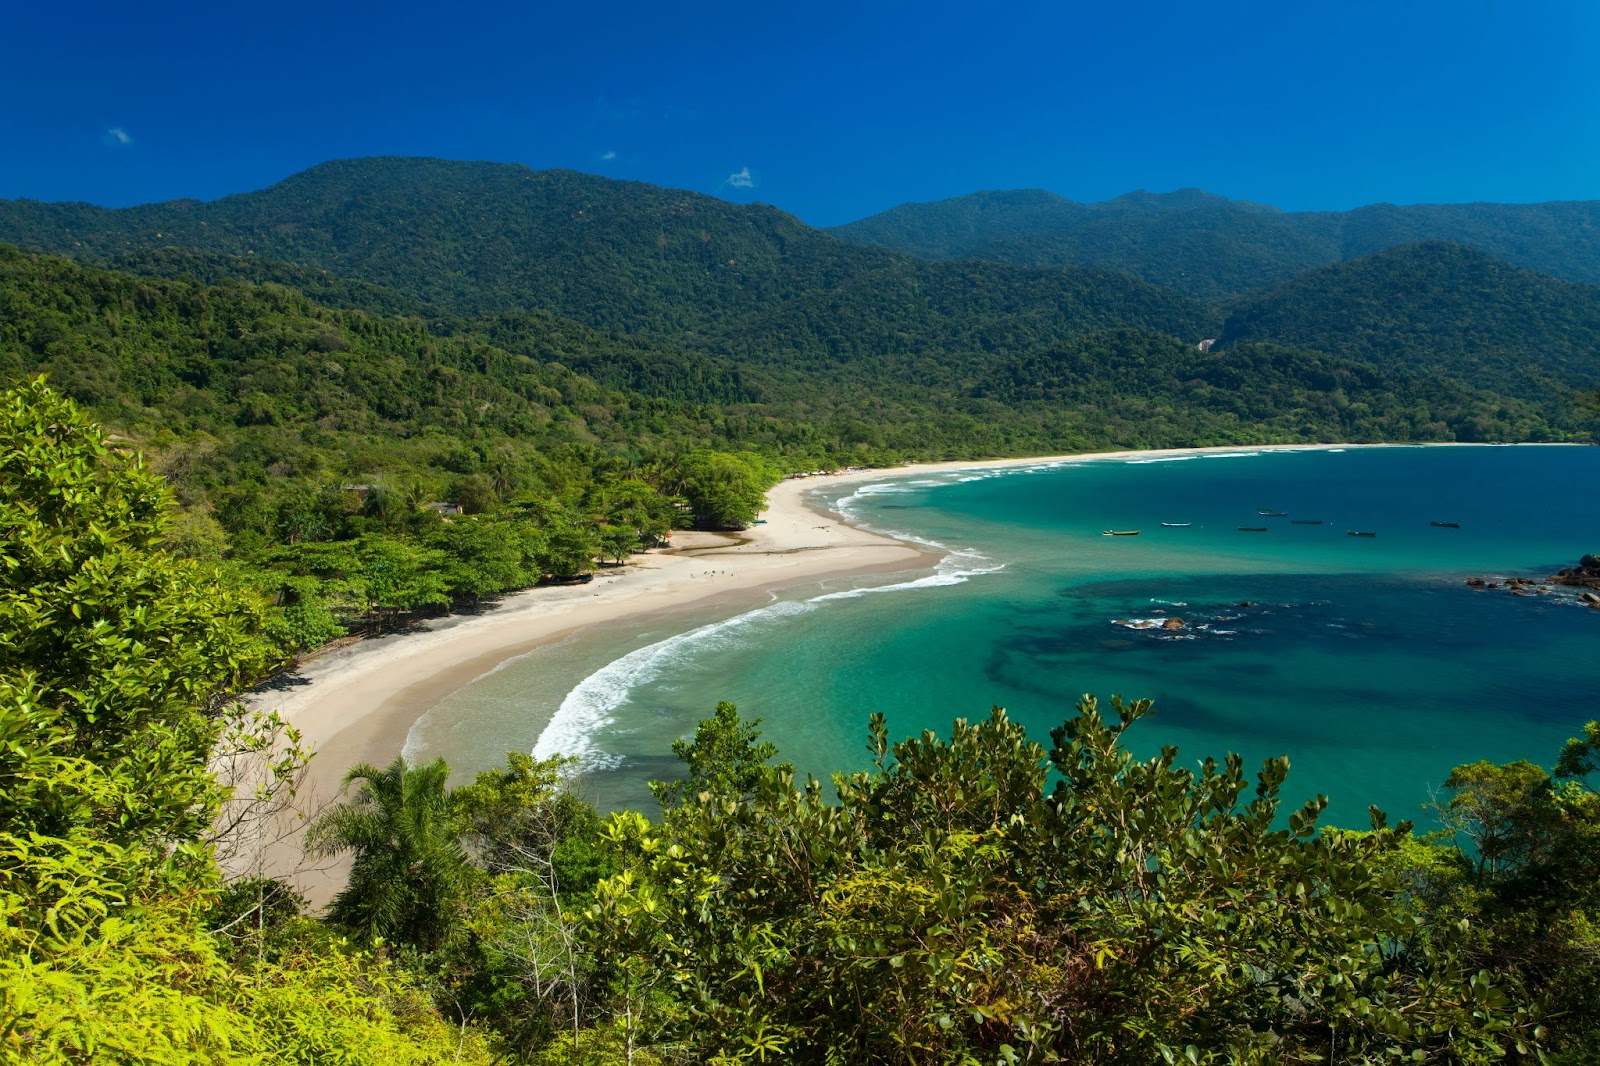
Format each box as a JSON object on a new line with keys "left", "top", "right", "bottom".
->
{"left": 409, "top": 446, "right": 1600, "bottom": 825}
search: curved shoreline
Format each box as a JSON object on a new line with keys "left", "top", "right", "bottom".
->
{"left": 253, "top": 442, "right": 1423, "bottom": 792}
{"left": 248, "top": 470, "right": 937, "bottom": 824}
{"left": 248, "top": 441, "right": 1542, "bottom": 899}
{"left": 257, "top": 442, "right": 1546, "bottom": 773}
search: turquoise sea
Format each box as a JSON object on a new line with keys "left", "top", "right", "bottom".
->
{"left": 406, "top": 446, "right": 1600, "bottom": 827}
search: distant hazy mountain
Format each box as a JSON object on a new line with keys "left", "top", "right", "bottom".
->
{"left": 0, "top": 157, "right": 1210, "bottom": 359}
{"left": 1219, "top": 241, "right": 1600, "bottom": 404}
{"left": 831, "top": 189, "right": 1600, "bottom": 300}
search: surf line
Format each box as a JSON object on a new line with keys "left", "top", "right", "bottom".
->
{"left": 531, "top": 548, "right": 1003, "bottom": 770}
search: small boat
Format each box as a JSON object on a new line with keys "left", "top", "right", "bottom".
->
{"left": 1429, "top": 521, "right": 1460, "bottom": 528}
{"left": 1291, "top": 519, "right": 1324, "bottom": 525}
{"left": 1257, "top": 509, "right": 1288, "bottom": 517}
{"left": 1347, "top": 530, "right": 1377, "bottom": 538}
{"left": 1237, "top": 526, "right": 1268, "bottom": 532}
{"left": 1101, "top": 529, "right": 1141, "bottom": 536}
{"left": 1160, "top": 522, "right": 1192, "bottom": 528}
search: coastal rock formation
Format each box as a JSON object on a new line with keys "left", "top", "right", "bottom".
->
{"left": 1466, "top": 554, "right": 1600, "bottom": 608}
{"left": 1550, "top": 553, "right": 1600, "bottom": 591}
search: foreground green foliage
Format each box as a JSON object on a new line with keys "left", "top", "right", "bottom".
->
{"left": 307, "top": 756, "right": 473, "bottom": 952}
{"left": 587, "top": 700, "right": 1541, "bottom": 1063}
{"left": 0, "top": 381, "right": 493, "bottom": 1063}
{"left": 0, "top": 378, "right": 274, "bottom": 875}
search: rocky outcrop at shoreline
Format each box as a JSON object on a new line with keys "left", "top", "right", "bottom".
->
{"left": 1466, "top": 553, "right": 1600, "bottom": 608}
{"left": 1551, "top": 553, "right": 1600, "bottom": 591}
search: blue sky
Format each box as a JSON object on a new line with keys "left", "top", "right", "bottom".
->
{"left": 3, "top": 0, "right": 1597, "bottom": 226}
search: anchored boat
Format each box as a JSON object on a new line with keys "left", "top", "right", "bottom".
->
{"left": 1101, "top": 529, "right": 1141, "bottom": 536}
{"left": 1160, "top": 522, "right": 1192, "bottom": 528}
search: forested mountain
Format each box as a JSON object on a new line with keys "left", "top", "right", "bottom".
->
{"left": 832, "top": 187, "right": 1600, "bottom": 299}
{"left": 1218, "top": 242, "right": 1600, "bottom": 411}
{"left": 3, "top": 168, "right": 1597, "bottom": 642}
{"left": 833, "top": 188, "right": 1276, "bottom": 260}
{"left": 822, "top": 188, "right": 1095, "bottom": 259}
{"left": 5, "top": 242, "right": 1584, "bottom": 505}
{"left": 0, "top": 157, "right": 1212, "bottom": 356}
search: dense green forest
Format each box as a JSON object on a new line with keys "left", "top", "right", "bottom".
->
{"left": 4, "top": 382, "right": 1599, "bottom": 1061}
{"left": 0, "top": 158, "right": 1213, "bottom": 355}
{"left": 1217, "top": 242, "right": 1600, "bottom": 402}
{"left": 831, "top": 185, "right": 1600, "bottom": 299}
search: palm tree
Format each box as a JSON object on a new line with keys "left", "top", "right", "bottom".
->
{"left": 306, "top": 755, "right": 472, "bottom": 951}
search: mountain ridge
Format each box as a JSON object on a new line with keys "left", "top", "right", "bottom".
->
{"left": 0, "top": 156, "right": 1213, "bottom": 356}
{"left": 832, "top": 186, "right": 1600, "bottom": 299}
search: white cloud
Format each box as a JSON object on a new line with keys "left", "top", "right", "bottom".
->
{"left": 724, "top": 166, "right": 756, "bottom": 189}
{"left": 103, "top": 127, "right": 133, "bottom": 147}
{"left": 601, "top": 149, "right": 617, "bottom": 161}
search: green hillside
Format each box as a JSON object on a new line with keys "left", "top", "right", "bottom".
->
{"left": 973, "top": 327, "right": 1551, "bottom": 444}
{"left": 965, "top": 204, "right": 1342, "bottom": 302}
{"left": 8, "top": 241, "right": 1583, "bottom": 504}
{"left": 0, "top": 158, "right": 1213, "bottom": 355}
{"left": 832, "top": 187, "right": 1600, "bottom": 299}
{"left": 1218, "top": 242, "right": 1600, "bottom": 413}
{"left": 823, "top": 188, "right": 1092, "bottom": 259}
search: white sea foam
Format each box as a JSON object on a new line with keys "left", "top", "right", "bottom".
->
{"left": 1124, "top": 454, "right": 1198, "bottom": 464}
{"left": 533, "top": 598, "right": 816, "bottom": 766}
{"left": 1200, "top": 451, "right": 1263, "bottom": 459}
{"left": 810, "top": 549, "right": 1002, "bottom": 604}
{"left": 532, "top": 535, "right": 1003, "bottom": 769}
{"left": 831, "top": 464, "right": 1075, "bottom": 518}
